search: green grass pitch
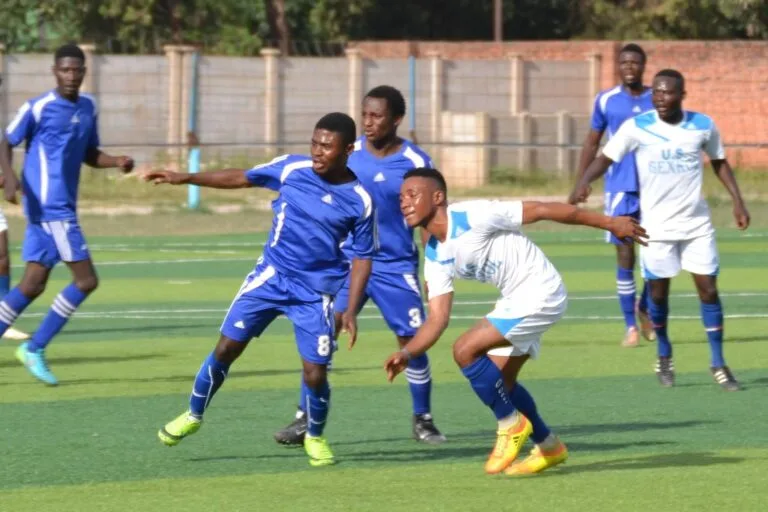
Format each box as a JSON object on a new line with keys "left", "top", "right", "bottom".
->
{"left": 1, "top": 228, "right": 766, "bottom": 511}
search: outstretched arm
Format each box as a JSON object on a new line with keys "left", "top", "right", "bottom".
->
{"left": 711, "top": 159, "right": 750, "bottom": 230}
{"left": 145, "top": 168, "right": 252, "bottom": 189}
{"left": 568, "top": 154, "right": 614, "bottom": 204}
{"left": 341, "top": 257, "right": 373, "bottom": 349}
{"left": 84, "top": 148, "right": 134, "bottom": 172}
{"left": 570, "top": 129, "right": 605, "bottom": 204}
{"left": 0, "top": 140, "right": 19, "bottom": 203}
{"left": 522, "top": 201, "right": 648, "bottom": 245}
{"left": 384, "top": 292, "right": 453, "bottom": 382}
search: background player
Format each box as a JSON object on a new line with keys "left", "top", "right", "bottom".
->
{"left": 274, "top": 85, "right": 445, "bottom": 446}
{"left": 147, "top": 113, "right": 376, "bottom": 467}
{"left": 0, "top": 44, "right": 134, "bottom": 385}
{"left": 385, "top": 168, "right": 647, "bottom": 476}
{"left": 571, "top": 69, "right": 749, "bottom": 391}
{"left": 572, "top": 43, "right": 654, "bottom": 348}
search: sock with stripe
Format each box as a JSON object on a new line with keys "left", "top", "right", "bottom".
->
{"left": 0, "top": 288, "right": 33, "bottom": 337}
{"left": 648, "top": 297, "right": 672, "bottom": 358}
{"left": 304, "top": 378, "right": 331, "bottom": 437}
{"left": 27, "top": 284, "right": 88, "bottom": 352}
{"left": 405, "top": 353, "right": 432, "bottom": 415}
{"left": 616, "top": 267, "right": 637, "bottom": 329}
{"left": 701, "top": 299, "right": 725, "bottom": 368}
{"left": 461, "top": 355, "right": 516, "bottom": 420}
{"left": 189, "top": 351, "right": 230, "bottom": 418}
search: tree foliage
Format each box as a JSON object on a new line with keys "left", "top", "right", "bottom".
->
{"left": 0, "top": 0, "right": 765, "bottom": 55}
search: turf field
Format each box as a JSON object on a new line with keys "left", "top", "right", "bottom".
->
{"left": 1, "top": 227, "right": 767, "bottom": 511}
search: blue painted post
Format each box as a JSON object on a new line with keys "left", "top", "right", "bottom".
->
{"left": 187, "top": 51, "right": 201, "bottom": 210}
{"left": 408, "top": 54, "right": 416, "bottom": 140}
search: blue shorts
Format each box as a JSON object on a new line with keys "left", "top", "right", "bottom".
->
{"left": 220, "top": 263, "right": 336, "bottom": 365}
{"left": 335, "top": 268, "right": 425, "bottom": 338}
{"left": 604, "top": 191, "right": 640, "bottom": 245}
{"left": 22, "top": 220, "right": 91, "bottom": 268}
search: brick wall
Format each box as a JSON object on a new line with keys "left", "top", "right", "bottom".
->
{"left": 349, "top": 40, "right": 768, "bottom": 168}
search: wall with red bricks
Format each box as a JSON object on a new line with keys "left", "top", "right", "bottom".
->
{"left": 349, "top": 41, "right": 768, "bottom": 168}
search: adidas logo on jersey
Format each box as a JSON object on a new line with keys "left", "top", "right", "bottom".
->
{"left": 71, "top": 114, "right": 80, "bottom": 123}
{"left": 321, "top": 194, "right": 333, "bottom": 204}
{"left": 632, "top": 106, "right": 641, "bottom": 113}
{"left": 374, "top": 172, "right": 386, "bottom": 182}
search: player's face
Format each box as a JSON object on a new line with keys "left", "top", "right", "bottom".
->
{"left": 652, "top": 77, "right": 684, "bottom": 122}
{"left": 311, "top": 129, "right": 350, "bottom": 174}
{"left": 400, "top": 177, "right": 439, "bottom": 228}
{"left": 618, "top": 51, "right": 644, "bottom": 87}
{"left": 362, "top": 97, "right": 401, "bottom": 142}
{"left": 53, "top": 57, "right": 86, "bottom": 98}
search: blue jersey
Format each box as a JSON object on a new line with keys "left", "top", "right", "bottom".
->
{"left": 343, "top": 137, "right": 433, "bottom": 273}
{"left": 4, "top": 90, "right": 100, "bottom": 222}
{"left": 246, "top": 154, "right": 376, "bottom": 296}
{"left": 590, "top": 85, "right": 653, "bottom": 194}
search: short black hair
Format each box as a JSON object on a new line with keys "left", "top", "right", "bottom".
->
{"left": 315, "top": 112, "right": 357, "bottom": 146}
{"left": 655, "top": 69, "right": 685, "bottom": 92}
{"left": 404, "top": 167, "right": 448, "bottom": 194}
{"left": 619, "top": 43, "right": 646, "bottom": 64}
{"left": 365, "top": 85, "right": 406, "bottom": 119}
{"left": 54, "top": 43, "right": 86, "bottom": 64}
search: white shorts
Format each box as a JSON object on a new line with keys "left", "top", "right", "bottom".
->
{"left": 0, "top": 208, "right": 7, "bottom": 233}
{"left": 640, "top": 232, "right": 719, "bottom": 279}
{"left": 485, "top": 290, "right": 567, "bottom": 359}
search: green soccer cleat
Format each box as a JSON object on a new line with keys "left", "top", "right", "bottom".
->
{"left": 158, "top": 411, "right": 202, "bottom": 446}
{"left": 304, "top": 435, "right": 336, "bottom": 467}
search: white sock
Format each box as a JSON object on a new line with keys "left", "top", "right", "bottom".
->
{"left": 497, "top": 410, "right": 520, "bottom": 430}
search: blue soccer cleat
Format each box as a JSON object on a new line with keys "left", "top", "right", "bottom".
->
{"left": 16, "top": 342, "right": 59, "bottom": 386}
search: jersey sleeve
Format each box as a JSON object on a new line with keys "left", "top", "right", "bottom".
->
{"left": 590, "top": 93, "right": 607, "bottom": 132}
{"left": 349, "top": 194, "right": 377, "bottom": 259}
{"left": 5, "top": 102, "right": 35, "bottom": 147}
{"left": 601, "top": 120, "right": 638, "bottom": 162}
{"left": 423, "top": 244, "right": 454, "bottom": 299}
{"left": 703, "top": 121, "right": 726, "bottom": 160}
{"left": 467, "top": 200, "right": 524, "bottom": 235}
{"left": 244, "top": 155, "right": 293, "bottom": 191}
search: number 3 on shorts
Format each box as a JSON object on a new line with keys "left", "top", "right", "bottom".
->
{"left": 408, "top": 307, "right": 423, "bottom": 328}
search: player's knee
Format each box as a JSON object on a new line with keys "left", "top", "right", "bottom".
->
{"left": 452, "top": 338, "right": 477, "bottom": 368}
{"left": 0, "top": 253, "right": 9, "bottom": 275}
{"left": 213, "top": 337, "right": 245, "bottom": 364}
{"left": 698, "top": 287, "right": 718, "bottom": 304}
{"left": 302, "top": 364, "right": 327, "bottom": 389}
{"left": 74, "top": 275, "right": 99, "bottom": 294}
{"left": 18, "top": 280, "right": 45, "bottom": 299}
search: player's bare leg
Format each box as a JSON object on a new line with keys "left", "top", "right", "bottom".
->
{"left": 397, "top": 334, "right": 446, "bottom": 444}
{"left": 691, "top": 274, "right": 739, "bottom": 391}
{"left": 301, "top": 358, "right": 335, "bottom": 466}
{"left": 453, "top": 319, "right": 565, "bottom": 474}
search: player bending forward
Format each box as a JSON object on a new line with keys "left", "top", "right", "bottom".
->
{"left": 385, "top": 168, "right": 647, "bottom": 476}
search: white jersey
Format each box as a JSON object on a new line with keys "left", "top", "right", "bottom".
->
{"left": 603, "top": 110, "right": 724, "bottom": 241}
{"left": 423, "top": 200, "right": 565, "bottom": 318}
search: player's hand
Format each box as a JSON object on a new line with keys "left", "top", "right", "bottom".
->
{"left": 733, "top": 202, "right": 750, "bottom": 230}
{"left": 143, "top": 170, "right": 187, "bottom": 185}
{"left": 609, "top": 216, "right": 649, "bottom": 246}
{"left": 340, "top": 312, "right": 358, "bottom": 350}
{"left": 384, "top": 351, "right": 409, "bottom": 382}
{"left": 3, "top": 176, "right": 19, "bottom": 204}
{"left": 567, "top": 184, "right": 591, "bottom": 205}
{"left": 116, "top": 156, "right": 135, "bottom": 173}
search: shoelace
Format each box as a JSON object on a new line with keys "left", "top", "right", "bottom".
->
{"left": 492, "top": 432, "right": 510, "bottom": 457}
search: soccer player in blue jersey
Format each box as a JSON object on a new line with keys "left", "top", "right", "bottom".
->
{"left": 571, "top": 43, "right": 655, "bottom": 348}
{"left": 147, "top": 113, "right": 376, "bottom": 467}
{"left": 0, "top": 44, "right": 134, "bottom": 385}
{"left": 274, "top": 85, "right": 446, "bottom": 446}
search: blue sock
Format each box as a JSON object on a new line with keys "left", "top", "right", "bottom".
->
{"left": 508, "top": 383, "right": 551, "bottom": 443}
{"left": 0, "top": 288, "right": 32, "bottom": 336}
{"left": 0, "top": 275, "right": 10, "bottom": 301}
{"left": 638, "top": 281, "right": 649, "bottom": 314}
{"left": 405, "top": 353, "right": 432, "bottom": 415}
{"left": 27, "top": 284, "right": 88, "bottom": 352}
{"left": 304, "top": 379, "right": 331, "bottom": 437}
{"left": 648, "top": 298, "right": 671, "bottom": 358}
{"left": 616, "top": 267, "right": 637, "bottom": 328}
{"left": 189, "top": 352, "right": 230, "bottom": 417}
{"left": 460, "top": 355, "right": 516, "bottom": 420}
{"left": 701, "top": 300, "right": 725, "bottom": 368}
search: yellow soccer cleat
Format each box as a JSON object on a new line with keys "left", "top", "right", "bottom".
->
{"left": 158, "top": 411, "right": 202, "bottom": 447}
{"left": 304, "top": 435, "right": 336, "bottom": 467}
{"left": 484, "top": 414, "right": 533, "bottom": 474}
{"left": 504, "top": 438, "right": 568, "bottom": 476}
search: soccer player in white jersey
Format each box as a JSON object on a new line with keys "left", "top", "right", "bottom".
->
{"left": 570, "top": 69, "right": 750, "bottom": 391}
{"left": 0, "top": 44, "right": 134, "bottom": 385}
{"left": 384, "top": 168, "right": 647, "bottom": 476}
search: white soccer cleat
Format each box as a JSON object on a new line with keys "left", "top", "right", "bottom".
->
{"left": 3, "top": 327, "right": 31, "bottom": 341}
